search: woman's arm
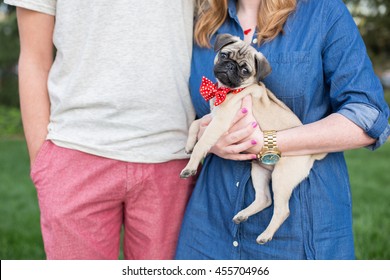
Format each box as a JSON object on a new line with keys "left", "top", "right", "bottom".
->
{"left": 276, "top": 113, "right": 376, "bottom": 156}
{"left": 16, "top": 7, "right": 54, "bottom": 165}
{"left": 207, "top": 97, "right": 378, "bottom": 159}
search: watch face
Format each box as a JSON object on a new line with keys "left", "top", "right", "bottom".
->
{"left": 261, "top": 153, "right": 280, "bottom": 165}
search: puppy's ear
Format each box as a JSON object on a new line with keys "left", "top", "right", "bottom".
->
{"left": 214, "top": 34, "right": 239, "bottom": 52}
{"left": 255, "top": 52, "right": 272, "bottom": 81}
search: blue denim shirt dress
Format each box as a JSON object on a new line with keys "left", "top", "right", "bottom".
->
{"left": 175, "top": 0, "right": 390, "bottom": 260}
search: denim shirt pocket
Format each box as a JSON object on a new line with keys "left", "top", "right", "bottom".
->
{"left": 264, "top": 51, "right": 311, "bottom": 100}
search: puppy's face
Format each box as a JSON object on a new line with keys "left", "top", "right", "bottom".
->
{"left": 213, "top": 34, "right": 271, "bottom": 89}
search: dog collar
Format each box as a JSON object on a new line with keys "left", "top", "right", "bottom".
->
{"left": 200, "top": 76, "right": 244, "bottom": 106}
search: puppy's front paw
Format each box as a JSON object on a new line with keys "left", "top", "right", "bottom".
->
{"left": 185, "top": 141, "right": 196, "bottom": 154}
{"left": 180, "top": 169, "right": 197, "bottom": 178}
{"left": 256, "top": 232, "right": 273, "bottom": 245}
{"left": 232, "top": 213, "right": 248, "bottom": 224}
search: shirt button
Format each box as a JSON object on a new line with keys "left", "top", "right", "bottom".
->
{"left": 236, "top": 182, "right": 240, "bottom": 187}
{"left": 252, "top": 38, "right": 258, "bottom": 44}
{"left": 233, "top": 241, "right": 239, "bottom": 247}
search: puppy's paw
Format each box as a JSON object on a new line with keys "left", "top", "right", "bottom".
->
{"left": 232, "top": 213, "right": 248, "bottom": 224}
{"left": 180, "top": 169, "right": 197, "bottom": 178}
{"left": 256, "top": 232, "right": 273, "bottom": 245}
{"left": 185, "top": 141, "right": 196, "bottom": 154}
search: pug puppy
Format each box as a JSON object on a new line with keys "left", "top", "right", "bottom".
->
{"left": 180, "top": 34, "right": 326, "bottom": 244}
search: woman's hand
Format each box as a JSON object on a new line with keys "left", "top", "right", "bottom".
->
{"left": 198, "top": 96, "right": 263, "bottom": 160}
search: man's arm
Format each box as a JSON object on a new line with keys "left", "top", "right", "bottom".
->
{"left": 16, "top": 7, "right": 54, "bottom": 165}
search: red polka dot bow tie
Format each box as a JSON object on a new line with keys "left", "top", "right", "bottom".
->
{"left": 199, "top": 76, "right": 244, "bottom": 106}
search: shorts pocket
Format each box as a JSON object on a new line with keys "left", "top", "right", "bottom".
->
{"left": 30, "top": 140, "right": 51, "bottom": 181}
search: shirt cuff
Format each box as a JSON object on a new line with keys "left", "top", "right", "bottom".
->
{"left": 338, "top": 103, "right": 390, "bottom": 150}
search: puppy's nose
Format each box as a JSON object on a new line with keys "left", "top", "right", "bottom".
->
{"left": 226, "top": 62, "right": 235, "bottom": 70}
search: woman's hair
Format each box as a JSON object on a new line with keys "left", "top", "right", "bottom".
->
{"left": 194, "top": 0, "right": 297, "bottom": 47}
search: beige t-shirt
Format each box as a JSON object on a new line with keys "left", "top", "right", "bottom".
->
{"left": 6, "top": 0, "right": 195, "bottom": 163}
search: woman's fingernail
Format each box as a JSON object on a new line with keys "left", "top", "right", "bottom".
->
{"left": 252, "top": 122, "right": 258, "bottom": 128}
{"left": 251, "top": 139, "right": 257, "bottom": 145}
{"left": 241, "top": 108, "right": 248, "bottom": 114}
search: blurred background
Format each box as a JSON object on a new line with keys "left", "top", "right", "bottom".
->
{"left": 0, "top": 0, "right": 389, "bottom": 259}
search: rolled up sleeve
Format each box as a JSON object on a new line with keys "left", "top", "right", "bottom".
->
{"left": 338, "top": 103, "right": 390, "bottom": 150}
{"left": 322, "top": 2, "right": 390, "bottom": 150}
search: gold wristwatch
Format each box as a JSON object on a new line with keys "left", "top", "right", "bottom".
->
{"left": 257, "top": 130, "right": 281, "bottom": 165}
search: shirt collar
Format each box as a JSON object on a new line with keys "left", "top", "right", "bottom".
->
{"left": 227, "top": 0, "right": 238, "bottom": 21}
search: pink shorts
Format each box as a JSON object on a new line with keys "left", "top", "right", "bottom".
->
{"left": 30, "top": 141, "right": 195, "bottom": 260}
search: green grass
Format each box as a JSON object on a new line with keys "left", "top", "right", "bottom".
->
{"left": 345, "top": 142, "right": 390, "bottom": 260}
{"left": 0, "top": 139, "right": 389, "bottom": 260}
{"left": 0, "top": 105, "right": 23, "bottom": 138}
{"left": 385, "top": 89, "right": 390, "bottom": 106}
{"left": 0, "top": 139, "right": 45, "bottom": 259}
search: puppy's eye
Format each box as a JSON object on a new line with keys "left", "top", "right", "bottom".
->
{"left": 220, "top": 53, "right": 228, "bottom": 59}
{"left": 242, "top": 68, "right": 249, "bottom": 75}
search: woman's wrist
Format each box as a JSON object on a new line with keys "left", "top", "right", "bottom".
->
{"left": 256, "top": 130, "right": 282, "bottom": 165}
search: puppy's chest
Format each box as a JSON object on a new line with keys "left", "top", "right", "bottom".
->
{"left": 209, "top": 99, "right": 217, "bottom": 116}
{"left": 208, "top": 92, "right": 242, "bottom": 115}
{"left": 208, "top": 96, "right": 233, "bottom": 117}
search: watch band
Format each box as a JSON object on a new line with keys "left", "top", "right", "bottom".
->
{"left": 257, "top": 130, "right": 281, "bottom": 164}
{"left": 263, "top": 130, "right": 278, "bottom": 151}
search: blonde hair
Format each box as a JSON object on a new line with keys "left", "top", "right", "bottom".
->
{"left": 195, "top": 0, "right": 297, "bottom": 47}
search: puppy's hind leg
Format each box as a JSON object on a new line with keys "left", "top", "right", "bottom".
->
{"left": 256, "top": 176, "right": 294, "bottom": 244}
{"left": 233, "top": 162, "right": 272, "bottom": 224}
{"left": 256, "top": 158, "right": 311, "bottom": 244}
